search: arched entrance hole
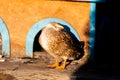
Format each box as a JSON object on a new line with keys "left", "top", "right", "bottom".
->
{"left": 26, "top": 18, "right": 80, "bottom": 57}
{"left": 0, "top": 18, "right": 10, "bottom": 57}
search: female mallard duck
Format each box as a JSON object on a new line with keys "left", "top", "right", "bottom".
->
{"left": 39, "top": 22, "right": 82, "bottom": 69}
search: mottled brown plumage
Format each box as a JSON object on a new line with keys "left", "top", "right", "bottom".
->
{"left": 39, "top": 22, "right": 82, "bottom": 69}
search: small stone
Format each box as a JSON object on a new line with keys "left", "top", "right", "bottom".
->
{"left": 0, "top": 58, "right": 6, "bottom": 62}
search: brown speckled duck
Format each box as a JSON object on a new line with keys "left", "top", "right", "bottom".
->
{"left": 39, "top": 22, "right": 82, "bottom": 69}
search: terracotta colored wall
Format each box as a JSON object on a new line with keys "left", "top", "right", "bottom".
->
{"left": 0, "top": 0, "right": 90, "bottom": 57}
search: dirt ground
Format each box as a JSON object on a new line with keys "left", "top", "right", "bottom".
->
{"left": 0, "top": 50, "right": 85, "bottom": 80}
{"left": 1, "top": 52, "right": 120, "bottom": 80}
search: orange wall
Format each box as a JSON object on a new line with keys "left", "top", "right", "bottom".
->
{"left": 0, "top": 0, "right": 90, "bottom": 57}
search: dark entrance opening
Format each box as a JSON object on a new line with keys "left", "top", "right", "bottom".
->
{"left": 33, "top": 30, "right": 44, "bottom": 52}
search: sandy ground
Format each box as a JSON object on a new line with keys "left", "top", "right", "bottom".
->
{"left": 0, "top": 51, "right": 83, "bottom": 80}
{"left": 1, "top": 52, "right": 120, "bottom": 80}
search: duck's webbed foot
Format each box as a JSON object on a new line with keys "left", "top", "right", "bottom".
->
{"left": 55, "top": 59, "right": 67, "bottom": 70}
{"left": 47, "top": 58, "right": 67, "bottom": 70}
{"left": 47, "top": 58, "right": 59, "bottom": 68}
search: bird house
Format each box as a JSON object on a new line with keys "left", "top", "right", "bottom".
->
{"left": 0, "top": 0, "right": 97, "bottom": 62}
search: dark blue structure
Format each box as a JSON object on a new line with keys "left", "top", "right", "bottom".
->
{"left": 72, "top": 0, "right": 120, "bottom": 80}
